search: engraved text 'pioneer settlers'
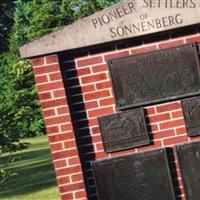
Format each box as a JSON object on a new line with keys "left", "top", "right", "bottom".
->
{"left": 20, "top": 0, "right": 200, "bottom": 58}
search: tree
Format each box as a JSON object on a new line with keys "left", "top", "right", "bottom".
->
{"left": 0, "top": 1, "right": 15, "bottom": 52}
{"left": 0, "top": 0, "right": 120, "bottom": 184}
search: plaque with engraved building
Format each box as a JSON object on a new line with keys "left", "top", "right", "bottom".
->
{"left": 98, "top": 108, "right": 149, "bottom": 153}
{"left": 182, "top": 97, "right": 200, "bottom": 137}
{"left": 92, "top": 148, "right": 176, "bottom": 200}
{"left": 176, "top": 141, "right": 200, "bottom": 200}
{"left": 108, "top": 43, "right": 200, "bottom": 110}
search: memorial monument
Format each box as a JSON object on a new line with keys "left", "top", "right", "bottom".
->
{"left": 19, "top": 0, "right": 200, "bottom": 199}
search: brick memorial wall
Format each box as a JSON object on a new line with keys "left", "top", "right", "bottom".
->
{"left": 19, "top": 0, "right": 200, "bottom": 199}
{"left": 29, "top": 34, "right": 200, "bottom": 200}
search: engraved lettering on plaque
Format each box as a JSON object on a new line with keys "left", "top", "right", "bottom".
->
{"left": 98, "top": 108, "right": 150, "bottom": 153}
{"left": 92, "top": 148, "right": 176, "bottom": 200}
{"left": 182, "top": 97, "right": 200, "bottom": 137}
{"left": 108, "top": 43, "right": 200, "bottom": 110}
{"left": 176, "top": 141, "right": 200, "bottom": 200}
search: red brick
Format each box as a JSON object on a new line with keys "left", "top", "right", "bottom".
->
{"left": 153, "top": 129, "right": 175, "bottom": 139}
{"left": 158, "top": 40, "right": 184, "bottom": 49}
{"left": 35, "top": 75, "right": 48, "bottom": 84}
{"left": 95, "top": 151, "right": 108, "bottom": 159}
{"left": 146, "top": 107, "right": 156, "bottom": 115}
{"left": 60, "top": 124, "right": 73, "bottom": 132}
{"left": 110, "top": 149, "right": 135, "bottom": 157}
{"left": 92, "top": 135, "right": 102, "bottom": 143}
{"left": 81, "top": 85, "right": 95, "bottom": 93}
{"left": 72, "top": 173, "right": 84, "bottom": 182}
{"left": 41, "top": 98, "right": 67, "bottom": 109}
{"left": 48, "top": 133, "right": 74, "bottom": 143}
{"left": 131, "top": 45, "right": 157, "bottom": 55}
{"left": 49, "top": 73, "right": 62, "bottom": 81}
{"left": 96, "top": 81, "right": 112, "bottom": 90}
{"left": 185, "top": 35, "right": 200, "bottom": 43}
{"left": 45, "top": 115, "right": 70, "bottom": 126}
{"left": 68, "top": 157, "right": 81, "bottom": 166}
{"left": 77, "top": 67, "right": 91, "bottom": 76}
{"left": 88, "top": 107, "right": 114, "bottom": 118}
{"left": 81, "top": 73, "right": 107, "bottom": 84}
{"left": 75, "top": 190, "right": 87, "bottom": 199}
{"left": 148, "top": 124, "right": 159, "bottom": 132}
{"left": 33, "top": 64, "right": 60, "bottom": 75}
{"left": 57, "top": 106, "right": 69, "bottom": 115}
{"left": 77, "top": 56, "right": 103, "bottom": 68}
{"left": 43, "top": 109, "right": 56, "bottom": 117}
{"left": 50, "top": 143, "right": 64, "bottom": 152}
{"left": 46, "top": 55, "right": 58, "bottom": 64}
{"left": 56, "top": 166, "right": 82, "bottom": 177}
{"left": 104, "top": 50, "right": 129, "bottom": 61}
{"left": 149, "top": 113, "right": 171, "bottom": 123}
{"left": 59, "top": 182, "right": 84, "bottom": 193}
{"left": 53, "top": 89, "right": 66, "bottom": 98}
{"left": 100, "top": 98, "right": 115, "bottom": 106}
{"left": 172, "top": 111, "right": 183, "bottom": 119}
{"left": 37, "top": 81, "right": 64, "bottom": 92}
{"left": 159, "top": 119, "right": 185, "bottom": 130}
{"left": 31, "top": 57, "right": 44, "bottom": 66}
{"left": 61, "top": 193, "right": 73, "bottom": 200}
{"left": 53, "top": 149, "right": 78, "bottom": 160}
{"left": 85, "top": 101, "right": 98, "bottom": 109}
{"left": 156, "top": 102, "right": 181, "bottom": 113}
{"left": 84, "top": 90, "right": 110, "bottom": 101}
{"left": 46, "top": 126, "right": 59, "bottom": 134}
{"left": 176, "top": 127, "right": 187, "bottom": 135}
{"left": 137, "top": 141, "right": 162, "bottom": 152}
{"left": 54, "top": 160, "right": 67, "bottom": 169}
{"left": 88, "top": 118, "right": 98, "bottom": 126}
{"left": 92, "top": 64, "right": 108, "bottom": 73}
{"left": 64, "top": 140, "right": 77, "bottom": 149}
{"left": 96, "top": 143, "right": 104, "bottom": 151}
{"left": 38, "top": 92, "right": 52, "bottom": 101}
{"left": 57, "top": 176, "right": 70, "bottom": 185}
{"left": 91, "top": 127, "right": 100, "bottom": 134}
{"left": 163, "top": 136, "right": 188, "bottom": 146}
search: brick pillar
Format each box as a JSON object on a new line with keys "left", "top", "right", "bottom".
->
{"left": 31, "top": 55, "right": 87, "bottom": 200}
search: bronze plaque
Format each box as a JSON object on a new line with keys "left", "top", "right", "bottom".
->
{"left": 182, "top": 97, "right": 200, "bottom": 137}
{"left": 108, "top": 43, "right": 200, "bottom": 110}
{"left": 92, "top": 148, "right": 176, "bottom": 200}
{"left": 98, "top": 109, "right": 149, "bottom": 153}
{"left": 176, "top": 141, "right": 200, "bottom": 200}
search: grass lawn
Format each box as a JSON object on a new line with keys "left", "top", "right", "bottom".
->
{"left": 0, "top": 135, "right": 60, "bottom": 200}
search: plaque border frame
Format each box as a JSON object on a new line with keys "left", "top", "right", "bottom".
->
{"left": 98, "top": 108, "right": 150, "bottom": 153}
{"left": 181, "top": 96, "right": 200, "bottom": 137}
{"left": 175, "top": 140, "right": 200, "bottom": 200}
{"left": 107, "top": 43, "right": 200, "bottom": 110}
{"left": 91, "top": 148, "right": 176, "bottom": 200}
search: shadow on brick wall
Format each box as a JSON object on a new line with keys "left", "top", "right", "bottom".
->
{"left": 59, "top": 50, "right": 99, "bottom": 200}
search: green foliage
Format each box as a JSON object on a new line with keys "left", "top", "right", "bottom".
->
{"left": 0, "top": 1, "right": 15, "bottom": 52}
{"left": 0, "top": 136, "right": 59, "bottom": 199}
{"left": 0, "top": 0, "right": 120, "bottom": 184}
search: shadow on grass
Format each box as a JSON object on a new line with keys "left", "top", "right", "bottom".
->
{"left": 0, "top": 147, "right": 57, "bottom": 198}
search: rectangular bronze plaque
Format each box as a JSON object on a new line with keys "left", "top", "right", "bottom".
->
{"left": 176, "top": 141, "right": 200, "bottom": 200}
{"left": 92, "top": 148, "right": 175, "bottom": 200}
{"left": 98, "top": 109, "right": 150, "bottom": 153}
{"left": 181, "top": 97, "right": 200, "bottom": 137}
{"left": 108, "top": 43, "right": 200, "bottom": 110}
